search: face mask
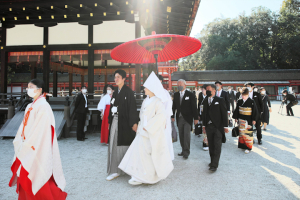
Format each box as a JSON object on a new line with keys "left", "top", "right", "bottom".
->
{"left": 254, "top": 88, "right": 258, "bottom": 92}
{"left": 206, "top": 90, "right": 212, "bottom": 97}
{"left": 247, "top": 87, "right": 252, "bottom": 91}
{"left": 228, "top": 89, "right": 231, "bottom": 91}
{"left": 107, "top": 90, "right": 112, "bottom": 95}
{"left": 216, "top": 86, "right": 220, "bottom": 90}
{"left": 27, "top": 88, "right": 38, "bottom": 98}
{"left": 178, "top": 86, "right": 184, "bottom": 91}
{"left": 82, "top": 89, "right": 87, "bottom": 94}
{"left": 261, "top": 91, "right": 265, "bottom": 95}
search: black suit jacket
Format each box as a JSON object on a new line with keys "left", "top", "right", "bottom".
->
{"left": 228, "top": 91, "right": 235, "bottom": 101}
{"left": 216, "top": 90, "right": 230, "bottom": 112}
{"left": 202, "top": 96, "right": 228, "bottom": 143}
{"left": 172, "top": 90, "right": 198, "bottom": 126}
{"left": 251, "top": 92, "right": 264, "bottom": 114}
{"left": 75, "top": 93, "right": 88, "bottom": 114}
{"left": 197, "top": 92, "right": 207, "bottom": 117}
{"left": 236, "top": 92, "right": 241, "bottom": 101}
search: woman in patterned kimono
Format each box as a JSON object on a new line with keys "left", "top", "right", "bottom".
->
{"left": 233, "top": 88, "right": 258, "bottom": 154}
{"left": 260, "top": 87, "right": 271, "bottom": 130}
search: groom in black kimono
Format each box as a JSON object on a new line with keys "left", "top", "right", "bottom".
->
{"left": 106, "top": 69, "right": 139, "bottom": 181}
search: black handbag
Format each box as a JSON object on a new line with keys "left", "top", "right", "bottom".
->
{"left": 232, "top": 123, "right": 239, "bottom": 137}
{"left": 194, "top": 122, "right": 202, "bottom": 135}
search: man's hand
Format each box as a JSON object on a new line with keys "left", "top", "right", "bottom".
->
{"left": 194, "top": 120, "right": 199, "bottom": 125}
{"left": 202, "top": 127, "right": 206, "bottom": 134}
{"left": 132, "top": 124, "right": 138, "bottom": 132}
{"left": 198, "top": 116, "right": 200, "bottom": 120}
{"left": 171, "top": 118, "right": 175, "bottom": 122}
{"left": 224, "top": 128, "right": 229, "bottom": 133}
{"left": 235, "top": 119, "right": 238, "bottom": 123}
{"left": 252, "top": 121, "right": 256, "bottom": 125}
{"left": 269, "top": 108, "right": 272, "bottom": 112}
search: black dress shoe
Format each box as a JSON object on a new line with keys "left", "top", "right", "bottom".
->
{"left": 77, "top": 138, "right": 84, "bottom": 141}
{"left": 183, "top": 156, "right": 188, "bottom": 159}
{"left": 84, "top": 137, "right": 88, "bottom": 139}
{"left": 209, "top": 167, "right": 217, "bottom": 171}
{"left": 208, "top": 163, "right": 211, "bottom": 167}
{"left": 258, "top": 140, "right": 262, "bottom": 145}
{"left": 178, "top": 153, "right": 183, "bottom": 156}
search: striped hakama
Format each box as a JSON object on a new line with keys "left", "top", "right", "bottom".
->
{"left": 107, "top": 114, "right": 129, "bottom": 175}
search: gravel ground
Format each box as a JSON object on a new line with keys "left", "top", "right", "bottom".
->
{"left": 0, "top": 101, "right": 299, "bottom": 200}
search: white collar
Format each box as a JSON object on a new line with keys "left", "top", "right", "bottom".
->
{"left": 180, "top": 89, "right": 186, "bottom": 95}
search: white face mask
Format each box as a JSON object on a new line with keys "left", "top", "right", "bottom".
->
{"left": 107, "top": 90, "right": 112, "bottom": 95}
{"left": 216, "top": 86, "right": 220, "bottom": 90}
{"left": 247, "top": 87, "right": 252, "bottom": 92}
{"left": 27, "top": 88, "right": 38, "bottom": 98}
{"left": 254, "top": 88, "right": 258, "bottom": 92}
{"left": 261, "top": 91, "right": 266, "bottom": 95}
{"left": 228, "top": 89, "right": 231, "bottom": 91}
{"left": 82, "top": 89, "right": 87, "bottom": 94}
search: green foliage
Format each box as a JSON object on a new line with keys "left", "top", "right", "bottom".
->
{"left": 0, "top": 66, "right": 15, "bottom": 84}
{"left": 180, "top": 1, "right": 300, "bottom": 70}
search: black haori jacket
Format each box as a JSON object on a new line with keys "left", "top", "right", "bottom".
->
{"left": 108, "top": 84, "right": 139, "bottom": 146}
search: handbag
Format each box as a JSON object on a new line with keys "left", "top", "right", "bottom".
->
{"left": 194, "top": 121, "right": 202, "bottom": 135}
{"left": 232, "top": 122, "right": 239, "bottom": 137}
{"left": 171, "top": 121, "right": 178, "bottom": 142}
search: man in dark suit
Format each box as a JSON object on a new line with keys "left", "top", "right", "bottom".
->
{"left": 215, "top": 81, "right": 230, "bottom": 116}
{"left": 227, "top": 86, "right": 236, "bottom": 112}
{"left": 245, "top": 82, "right": 264, "bottom": 145}
{"left": 172, "top": 79, "right": 198, "bottom": 159}
{"left": 283, "top": 90, "right": 297, "bottom": 116}
{"left": 197, "top": 84, "right": 209, "bottom": 150}
{"left": 75, "top": 86, "right": 89, "bottom": 141}
{"left": 202, "top": 84, "right": 229, "bottom": 172}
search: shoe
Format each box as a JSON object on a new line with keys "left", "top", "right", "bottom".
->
{"left": 84, "top": 137, "right": 88, "bottom": 139}
{"left": 208, "top": 163, "right": 211, "bottom": 167}
{"left": 263, "top": 128, "right": 267, "bottom": 131}
{"left": 77, "top": 139, "right": 84, "bottom": 141}
{"left": 198, "top": 135, "right": 201, "bottom": 137}
{"left": 128, "top": 179, "right": 142, "bottom": 185}
{"left": 245, "top": 150, "right": 250, "bottom": 154}
{"left": 203, "top": 147, "right": 209, "bottom": 151}
{"left": 209, "top": 167, "right": 217, "bottom": 171}
{"left": 106, "top": 173, "right": 120, "bottom": 181}
{"left": 178, "top": 153, "right": 183, "bottom": 156}
{"left": 258, "top": 140, "right": 262, "bottom": 145}
{"left": 183, "top": 156, "right": 188, "bottom": 159}
{"left": 253, "top": 140, "right": 255, "bottom": 144}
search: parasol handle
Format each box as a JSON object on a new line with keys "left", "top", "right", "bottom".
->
{"left": 154, "top": 54, "right": 158, "bottom": 74}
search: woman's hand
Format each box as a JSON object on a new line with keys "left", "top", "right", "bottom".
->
{"left": 143, "top": 128, "right": 146, "bottom": 131}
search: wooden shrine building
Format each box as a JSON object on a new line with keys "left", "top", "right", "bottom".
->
{"left": 0, "top": 0, "right": 200, "bottom": 97}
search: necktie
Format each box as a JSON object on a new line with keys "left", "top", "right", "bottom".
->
{"left": 180, "top": 92, "right": 183, "bottom": 104}
{"left": 209, "top": 98, "right": 212, "bottom": 106}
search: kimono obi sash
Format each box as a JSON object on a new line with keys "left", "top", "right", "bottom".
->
{"left": 239, "top": 107, "right": 252, "bottom": 116}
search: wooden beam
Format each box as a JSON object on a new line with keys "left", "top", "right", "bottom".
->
{"left": 30, "top": 61, "right": 37, "bottom": 79}
{"left": 69, "top": 61, "right": 73, "bottom": 96}
{"left": 43, "top": 27, "right": 50, "bottom": 95}
{"left": 0, "top": 26, "right": 8, "bottom": 94}
{"left": 87, "top": 25, "right": 94, "bottom": 99}
{"left": 53, "top": 69, "right": 58, "bottom": 97}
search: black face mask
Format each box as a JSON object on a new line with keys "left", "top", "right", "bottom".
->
{"left": 206, "top": 90, "right": 212, "bottom": 97}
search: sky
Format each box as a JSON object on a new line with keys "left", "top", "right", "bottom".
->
{"left": 190, "top": 0, "right": 285, "bottom": 37}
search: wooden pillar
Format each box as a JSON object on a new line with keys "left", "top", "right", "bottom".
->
{"left": 30, "top": 62, "right": 37, "bottom": 79}
{"left": 129, "top": 68, "right": 132, "bottom": 89}
{"left": 131, "top": 74, "right": 136, "bottom": 91}
{"left": 168, "top": 68, "right": 172, "bottom": 90}
{"left": 53, "top": 69, "right": 58, "bottom": 97}
{"left": 88, "top": 25, "right": 94, "bottom": 99}
{"left": 0, "top": 26, "right": 8, "bottom": 94}
{"left": 43, "top": 27, "right": 50, "bottom": 95}
{"left": 135, "top": 21, "right": 141, "bottom": 93}
{"left": 142, "top": 64, "right": 148, "bottom": 84}
{"left": 104, "top": 60, "right": 108, "bottom": 85}
{"left": 81, "top": 75, "right": 84, "bottom": 87}
{"left": 69, "top": 61, "right": 73, "bottom": 96}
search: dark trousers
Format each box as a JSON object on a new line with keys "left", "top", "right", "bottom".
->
{"left": 76, "top": 112, "right": 86, "bottom": 140}
{"left": 206, "top": 124, "right": 223, "bottom": 168}
{"left": 286, "top": 103, "right": 294, "bottom": 116}
{"left": 178, "top": 116, "right": 191, "bottom": 157}
{"left": 255, "top": 119, "right": 262, "bottom": 140}
{"left": 229, "top": 100, "right": 235, "bottom": 112}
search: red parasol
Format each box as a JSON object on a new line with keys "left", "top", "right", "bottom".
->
{"left": 111, "top": 32, "right": 201, "bottom": 72}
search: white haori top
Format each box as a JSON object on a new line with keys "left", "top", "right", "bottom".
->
{"left": 12, "top": 97, "right": 66, "bottom": 195}
{"left": 97, "top": 93, "right": 112, "bottom": 114}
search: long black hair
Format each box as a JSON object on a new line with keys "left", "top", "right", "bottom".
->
{"left": 103, "top": 84, "right": 114, "bottom": 95}
{"left": 29, "top": 79, "right": 44, "bottom": 94}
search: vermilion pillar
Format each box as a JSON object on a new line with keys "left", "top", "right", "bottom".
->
{"left": 131, "top": 74, "right": 136, "bottom": 91}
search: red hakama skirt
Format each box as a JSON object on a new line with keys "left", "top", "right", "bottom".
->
{"left": 100, "top": 104, "right": 110, "bottom": 144}
{"left": 9, "top": 126, "right": 67, "bottom": 200}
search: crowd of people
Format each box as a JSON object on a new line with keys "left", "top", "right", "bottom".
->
{"left": 7, "top": 70, "right": 298, "bottom": 199}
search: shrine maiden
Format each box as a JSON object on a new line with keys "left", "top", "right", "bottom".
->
{"left": 119, "top": 72, "right": 174, "bottom": 185}
{"left": 97, "top": 84, "right": 114, "bottom": 144}
{"left": 9, "top": 79, "right": 67, "bottom": 199}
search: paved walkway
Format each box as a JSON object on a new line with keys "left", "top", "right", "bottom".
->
{"left": 0, "top": 101, "right": 299, "bottom": 200}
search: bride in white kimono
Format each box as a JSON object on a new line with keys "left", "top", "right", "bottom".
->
{"left": 119, "top": 72, "right": 174, "bottom": 185}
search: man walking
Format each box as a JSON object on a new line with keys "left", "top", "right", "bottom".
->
{"left": 227, "top": 86, "right": 236, "bottom": 112}
{"left": 106, "top": 69, "right": 139, "bottom": 181}
{"left": 172, "top": 79, "right": 198, "bottom": 159}
{"left": 202, "top": 84, "right": 228, "bottom": 172}
{"left": 215, "top": 81, "right": 230, "bottom": 115}
{"left": 75, "top": 86, "right": 88, "bottom": 141}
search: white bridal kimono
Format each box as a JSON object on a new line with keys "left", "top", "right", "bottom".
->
{"left": 119, "top": 72, "right": 174, "bottom": 184}
{"left": 163, "top": 89, "right": 174, "bottom": 160}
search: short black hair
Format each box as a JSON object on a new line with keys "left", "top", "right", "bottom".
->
{"left": 158, "top": 75, "right": 164, "bottom": 81}
{"left": 245, "top": 82, "right": 254, "bottom": 87}
{"left": 29, "top": 79, "right": 44, "bottom": 93}
{"left": 114, "top": 69, "right": 126, "bottom": 79}
{"left": 283, "top": 90, "right": 288, "bottom": 94}
{"left": 103, "top": 84, "right": 114, "bottom": 94}
{"left": 206, "top": 84, "right": 216, "bottom": 90}
{"left": 215, "top": 81, "right": 222, "bottom": 85}
{"left": 81, "top": 85, "right": 87, "bottom": 89}
{"left": 202, "top": 84, "right": 208, "bottom": 89}
{"left": 242, "top": 88, "right": 249, "bottom": 95}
